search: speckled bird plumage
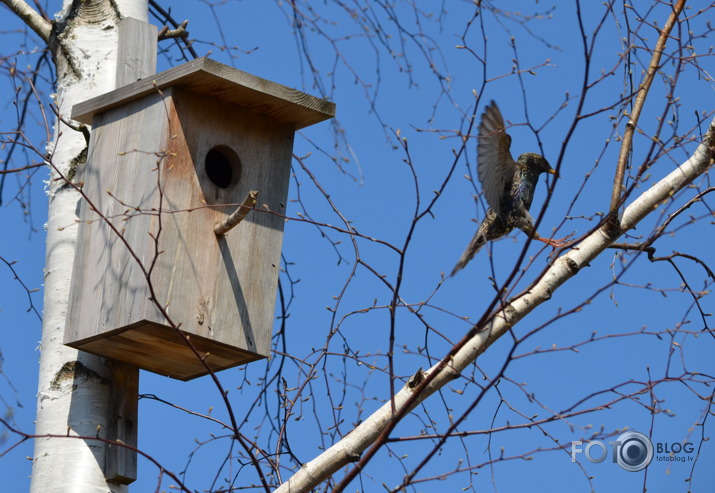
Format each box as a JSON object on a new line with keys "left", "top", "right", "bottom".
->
{"left": 451, "top": 101, "right": 556, "bottom": 275}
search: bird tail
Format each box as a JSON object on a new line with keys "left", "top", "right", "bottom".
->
{"left": 450, "top": 232, "right": 487, "bottom": 276}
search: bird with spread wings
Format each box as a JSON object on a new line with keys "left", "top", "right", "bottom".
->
{"left": 451, "top": 100, "right": 568, "bottom": 275}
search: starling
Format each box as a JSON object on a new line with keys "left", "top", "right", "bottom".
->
{"left": 451, "top": 100, "right": 563, "bottom": 276}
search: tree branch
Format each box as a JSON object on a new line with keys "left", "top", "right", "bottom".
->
{"left": 158, "top": 20, "right": 189, "bottom": 41}
{"left": 609, "top": 187, "right": 715, "bottom": 255}
{"left": 1, "top": 0, "right": 52, "bottom": 44}
{"left": 274, "top": 115, "right": 715, "bottom": 493}
{"left": 213, "top": 190, "right": 258, "bottom": 236}
{"left": 609, "top": 0, "right": 686, "bottom": 212}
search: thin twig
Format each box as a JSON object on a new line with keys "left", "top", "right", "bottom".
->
{"left": 149, "top": 0, "right": 199, "bottom": 59}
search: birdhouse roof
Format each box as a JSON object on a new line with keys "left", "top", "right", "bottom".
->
{"left": 71, "top": 57, "right": 336, "bottom": 129}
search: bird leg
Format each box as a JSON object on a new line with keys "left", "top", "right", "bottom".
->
{"left": 517, "top": 218, "right": 575, "bottom": 249}
{"left": 533, "top": 231, "right": 575, "bottom": 248}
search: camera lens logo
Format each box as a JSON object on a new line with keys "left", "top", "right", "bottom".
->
{"left": 614, "top": 431, "right": 653, "bottom": 472}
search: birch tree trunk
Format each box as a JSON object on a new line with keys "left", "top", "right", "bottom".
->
{"left": 28, "top": 1, "right": 148, "bottom": 491}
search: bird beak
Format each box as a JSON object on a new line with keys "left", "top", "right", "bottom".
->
{"left": 547, "top": 168, "right": 559, "bottom": 178}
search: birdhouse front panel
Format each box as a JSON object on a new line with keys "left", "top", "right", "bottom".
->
{"left": 65, "top": 59, "right": 335, "bottom": 380}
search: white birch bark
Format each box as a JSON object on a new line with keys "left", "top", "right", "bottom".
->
{"left": 274, "top": 118, "right": 715, "bottom": 493}
{"left": 30, "top": 1, "right": 148, "bottom": 491}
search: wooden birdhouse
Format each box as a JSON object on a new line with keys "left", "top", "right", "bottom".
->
{"left": 64, "top": 57, "right": 335, "bottom": 380}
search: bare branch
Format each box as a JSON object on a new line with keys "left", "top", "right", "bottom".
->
{"left": 213, "top": 189, "right": 258, "bottom": 236}
{"left": 609, "top": 0, "right": 686, "bottom": 212}
{"left": 1, "top": 0, "right": 52, "bottom": 44}
{"left": 158, "top": 20, "right": 189, "bottom": 41}
{"left": 274, "top": 115, "right": 715, "bottom": 493}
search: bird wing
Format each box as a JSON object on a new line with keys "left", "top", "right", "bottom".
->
{"left": 477, "top": 100, "right": 517, "bottom": 216}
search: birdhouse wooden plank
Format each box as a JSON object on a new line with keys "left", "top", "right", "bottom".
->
{"left": 64, "top": 57, "right": 335, "bottom": 380}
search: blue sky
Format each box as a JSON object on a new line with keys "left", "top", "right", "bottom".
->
{"left": 1, "top": 1, "right": 714, "bottom": 491}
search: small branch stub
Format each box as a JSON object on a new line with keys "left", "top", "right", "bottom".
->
{"left": 214, "top": 190, "right": 259, "bottom": 236}
{"left": 158, "top": 20, "right": 189, "bottom": 41}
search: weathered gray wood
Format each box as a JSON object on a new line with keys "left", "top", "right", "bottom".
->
{"left": 65, "top": 80, "right": 305, "bottom": 380}
{"left": 105, "top": 360, "right": 138, "bottom": 484}
{"left": 71, "top": 57, "right": 336, "bottom": 129}
{"left": 72, "top": 322, "right": 261, "bottom": 380}
{"left": 116, "top": 18, "right": 157, "bottom": 87}
{"left": 103, "top": 17, "right": 156, "bottom": 485}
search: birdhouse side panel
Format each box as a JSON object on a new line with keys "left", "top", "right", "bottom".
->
{"left": 155, "top": 87, "right": 295, "bottom": 357}
{"left": 135, "top": 88, "right": 225, "bottom": 348}
{"left": 65, "top": 92, "right": 173, "bottom": 346}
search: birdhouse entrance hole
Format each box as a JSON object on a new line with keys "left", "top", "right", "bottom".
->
{"left": 205, "top": 145, "right": 241, "bottom": 189}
